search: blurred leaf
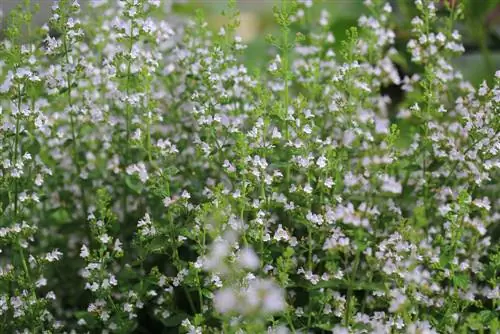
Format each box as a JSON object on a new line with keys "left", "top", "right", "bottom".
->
{"left": 453, "top": 52, "right": 500, "bottom": 85}
{"left": 26, "top": 139, "right": 40, "bottom": 155}
{"left": 452, "top": 274, "right": 469, "bottom": 290}
{"left": 479, "top": 310, "right": 495, "bottom": 323}
{"left": 50, "top": 207, "right": 71, "bottom": 225}
{"left": 162, "top": 313, "right": 188, "bottom": 327}
{"left": 464, "top": 0, "right": 498, "bottom": 20}
{"left": 125, "top": 175, "right": 144, "bottom": 194}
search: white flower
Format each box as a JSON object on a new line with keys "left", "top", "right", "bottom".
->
{"left": 316, "top": 155, "right": 327, "bottom": 169}
{"left": 99, "top": 234, "right": 110, "bottom": 244}
{"left": 109, "top": 275, "right": 118, "bottom": 286}
{"left": 126, "top": 162, "right": 149, "bottom": 183}
{"left": 472, "top": 197, "right": 490, "bottom": 211}
{"left": 46, "top": 291, "right": 56, "bottom": 300}
{"left": 163, "top": 196, "right": 177, "bottom": 207}
{"left": 238, "top": 248, "right": 260, "bottom": 270}
{"left": 85, "top": 282, "right": 99, "bottom": 292}
{"left": 247, "top": 279, "right": 286, "bottom": 313}
{"left": 80, "top": 245, "right": 89, "bottom": 258}
{"left": 306, "top": 211, "right": 324, "bottom": 225}
{"left": 478, "top": 81, "right": 489, "bottom": 96}
{"left": 214, "top": 288, "right": 237, "bottom": 314}
{"left": 274, "top": 224, "right": 289, "bottom": 242}
{"left": 303, "top": 183, "right": 313, "bottom": 194}
{"left": 380, "top": 175, "right": 402, "bottom": 194}
{"left": 324, "top": 177, "right": 334, "bottom": 188}
{"left": 271, "top": 127, "right": 282, "bottom": 139}
{"left": 114, "top": 239, "right": 123, "bottom": 253}
{"left": 45, "top": 249, "right": 63, "bottom": 262}
{"left": 223, "top": 160, "right": 236, "bottom": 173}
{"left": 137, "top": 213, "right": 151, "bottom": 227}
{"left": 389, "top": 289, "right": 407, "bottom": 313}
{"left": 36, "top": 276, "right": 47, "bottom": 287}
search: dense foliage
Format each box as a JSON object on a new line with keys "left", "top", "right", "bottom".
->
{"left": 0, "top": 0, "right": 499, "bottom": 333}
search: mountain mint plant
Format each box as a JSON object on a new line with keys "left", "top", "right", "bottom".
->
{"left": 0, "top": 0, "right": 499, "bottom": 333}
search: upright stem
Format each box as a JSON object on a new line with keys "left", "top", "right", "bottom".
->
{"left": 63, "top": 33, "right": 88, "bottom": 219}
{"left": 344, "top": 250, "right": 360, "bottom": 327}
{"left": 144, "top": 78, "right": 153, "bottom": 164}
{"left": 281, "top": 0, "right": 291, "bottom": 186}
{"left": 14, "top": 120, "right": 20, "bottom": 217}
{"left": 13, "top": 82, "right": 23, "bottom": 217}
{"left": 14, "top": 83, "right": 36, "bottom": 328}
{"left": 123, "top": 18, "right": 134, "bottom": 218}
{"left": 125, "top": 19, "right": 133, "bottom": 153}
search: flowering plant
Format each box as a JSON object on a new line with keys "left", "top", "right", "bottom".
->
{"left": 0, "top": 0, "right": 499, "bottom": 333}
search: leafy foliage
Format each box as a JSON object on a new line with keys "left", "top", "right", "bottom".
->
{"left": 0, "top": 0, "right": 499, "bottom": 333}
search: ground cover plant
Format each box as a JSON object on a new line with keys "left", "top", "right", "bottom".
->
{"left": 0, "top": 0, "right": 499, "bottom": 333}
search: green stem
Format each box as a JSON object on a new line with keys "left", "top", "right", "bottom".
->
{"left": 196, "top": 270, "right": 203, "bottom": 311}
{"left": 168, "top": 210, "right": 196, "bottom": 314}
{"left": 123, "top": 18, "right": 135, "bottom": 218}
{"left": 14, "top": 83, "right": 37, "bottom": 329}
{"left": 125, "top": 18, "right": 134, "bottom": 153}
{"left": 14, "top": 120, "right": 20, "bottom": 216}
{"left": 281, "top": 0, "right": 291, "bottom": 186}
{"left": 63, "top": 33, "right": 88, "bottom": 219}
{"left": 344, "top": 250, "right": 360, "bottom": 327}
{"left": 146, "top": 115, "right": 152, "bottom": 162}
{"left": 307, "top": 225, "right": 313, "bottom": 271}
{"left": 284, "top": 309, "right": 296, "bottom": 333}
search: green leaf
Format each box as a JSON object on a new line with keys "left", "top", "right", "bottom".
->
{"left": 467, "top": 314, "right": 483, "bottom": 330}
{"left": 50, "top": 208, "right": 71, "bottom": 225}
{"left": 479, "top": 310, "right": 495, "bottom": 323}
{"left": 439, "top": 244, "right": 453, "bottom": 267}
{"left": 74, "top": 311, "right": 98, "bottom": 327}
{"left": 413, "top": 205, "right": 428, "bottom": 228}
{"left": 125, "top": 175, "right": 144, "bottom": 194}
{"left": 26, "top": 139, "right": 41, "bottom": 155}
{"left": 148, "top": 237, "right": 167, "bottom": 253}
{"left": 165, "top": 166, "right": 179, "bottom": 176}
{"left": 162, "top": 313, "right": 188, "bottom": 327}
{"left": 283, "top": 246, "right": 295, "bottom": 257}
{"left": 490, "top": 317, "right": 500, "bottom": 332}
{"left": 452, "top": 274, "right": 469, "bottom": 290}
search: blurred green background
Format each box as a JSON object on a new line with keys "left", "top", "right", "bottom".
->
{"left": 175, "top": 0, "right": 500, "bottom": 84}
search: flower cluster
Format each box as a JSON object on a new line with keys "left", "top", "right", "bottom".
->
{"left": 0, "top": 0, "right": 498, "bottom": 333}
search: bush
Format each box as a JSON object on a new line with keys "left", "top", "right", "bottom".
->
{"left": 0, "top": 0, "right": 499, "bottom": 333}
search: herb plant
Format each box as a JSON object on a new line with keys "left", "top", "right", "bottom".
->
{"left": 0, "top": 0, "right": 499, "bottom": 333}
